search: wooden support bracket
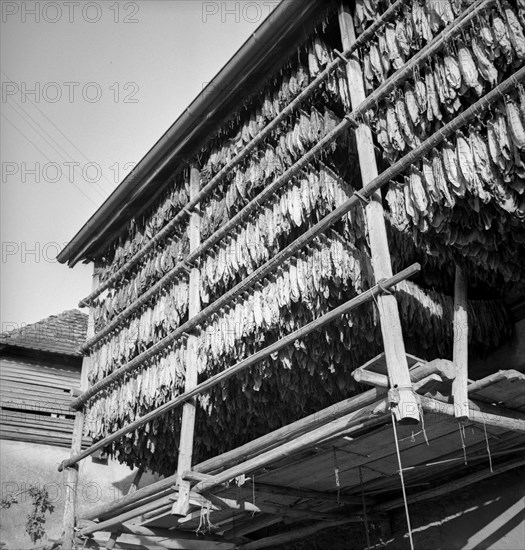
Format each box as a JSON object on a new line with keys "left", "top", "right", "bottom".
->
{"left": 173, "top": 164, "right": 201, "bottom": 517}
{"left": 338, "top": 4, "right": 419, "bottom": 425}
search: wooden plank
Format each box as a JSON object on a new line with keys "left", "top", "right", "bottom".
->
{"left": 237, "top": 519, "right": 355, "bottom": 550}
{"left": 258, "top": 414, "right": 461, "bottom": 489}
{"left": 191, "top": 401, "right": 391, "bottom": 495}
{"left": 61, "top": 268, "right": 96, "bottom": 550}
{"left": 0, "top": 362, "right": 79, "bottom": 381}
{"left": 338, "top": 2, "right": 418, "bottom": 424}
{"left": 0, "top": 373, "right": 78, "bottom": 391}
{"left": 222, "top": 515, "right": 282, "bottom": 539}
{"left": 357, "top": 353, "right": 424, "bottom": 375}
{"left": 452, "top": 266, "right": 469, "bottom": 419}
{"left": 216, "top": 481, "right": 363, "bottom": 506}
{"left": 0, "top": 368, "right": 78, "bottom": 381}
{"left": 0, "top": 386, "right": 77, "bottom": 402}
{"left": 421, "top": 396, "right": 525, "bottom": 432}
{"left": 0, "top": 361, "right": 79, "bottom": 379}
{"left": 346, "top": 431, "right": 525, "bottom": 496}
{"left": 173, "top": 165, "right": 201, "bottom": 517}
{"left": 1, "top": 399, "right": 73, "bottom": 415}
{"left": 91, "top": 532, "right": 235, "bottom": 550}
{"left": 470, "top": 371, "right": 525, "bottom": 411}
{"left": 0, "top": 419, "right": 75, "bottom": 432}
{"left": 376, "top": 455, "right": 525, "bottom": 512}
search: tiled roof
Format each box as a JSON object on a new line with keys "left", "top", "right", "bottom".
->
{"left": 0, "top": 310, "right": 88, "bottom": 357}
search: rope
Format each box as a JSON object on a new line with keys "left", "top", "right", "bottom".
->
{"left": 482, "top": 418, "right": 494, "bottom": 473}
{"left": 459, "top": 422, "right": 468, "bottom": 466}
{"left": 359, "top": 466, "right": 371, "bottom": 548}
{"left": 419, "top": 403, "right": 429, "bottom": 446}
{"left": 392, "top": 412, "right": 415, "bottom": 550}
{"left": 252, "top": 474, "right": 256, "bottom": 517}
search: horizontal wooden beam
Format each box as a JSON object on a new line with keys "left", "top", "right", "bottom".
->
{"left": 78, "top": 0, "right": 408, "bottom": 310}
{"left": 73, "top": 0, "right": 502, "bottom": 409}
{"left": 375, "top": 456, "right": 525, "bottom": 512}
{"left": 192, "top": 401, "right": 392, "bottom": 495}
{"left": 468, "top": 370, "right": 524, "bottom": 396}
{"left": 228, "top": 481, "right": 365, "bottom": 506}
{"left": 61, "top": 265, "right": 420, "bottom": 471}
{"left": 236, "top": 519, "right": 354, "bottom": 550}
{"left": 221, "top": 515, "right": 282, "bottom": 540}
{"left": 93, "top": 532, "right": 235, "bottom": 550}
{"left": 81, "top": 360, "right": 446, "bottom": 523}
{"left": 420, "top": 396, "right": 525, "bottom": 433}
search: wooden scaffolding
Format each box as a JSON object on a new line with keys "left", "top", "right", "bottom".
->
{"left": 56, "top": 1, "right": 525, "bottom": 548}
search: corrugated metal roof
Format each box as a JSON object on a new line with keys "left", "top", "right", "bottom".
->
{"left": 0, "top": 309, "right": 87, "bottom": 357}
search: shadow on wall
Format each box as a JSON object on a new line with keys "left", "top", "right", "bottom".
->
{"left": 384, "top": 468, "right": 525, "bottom": 550}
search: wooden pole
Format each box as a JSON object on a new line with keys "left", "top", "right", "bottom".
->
{"left": 376, "top": 456, "right": 525, "bottom": 512}
{"left": 78, "top": 0, "right": 408, "bottom": 310}
{"left": 61, "top": 266, "right": 98, "bottom": 548}
{"left": 79, "top": 403, "right": 390, "bottom": 535}
{"left": 81, "top": 390, "right": 388, "bottom": 522}
{"left": 191, "top": 400, "right": 392, "bottom": 494}
{"left": 173, "top": 165, "right": 201, "bottom": 516}
{"left": 338, "top": 3, "right": 419, "bottom": 424}
{"left": 79, "top": 0, "right": 490, "bottom": 314}
{"left": 71, "top": 56, "right": 522, "bottom": 410}
{"left": 419, "top": 396, "right": 525, "bottom": 432}
{"left": 354, "top": 371, "right": 525, "bottom": 431}
{"left": 453, "top": 266, "right": 470, "bottom": 420}
{"left": 60, "top": 265, "right": 420, "bottom": 471}
{"left": 80, "top": 357, "right": 443, "bottom": 523}
{"left": 222, "top": 515, "right": 282, "bottom": 540}
{"left": 78, "top": 0, "right": 494, "bottom": 359}
{"left": 236, "top": 519, "right": 354, "bottom": 550}
{"left": 353, "top": 371, "right": 444, "bottom": 394}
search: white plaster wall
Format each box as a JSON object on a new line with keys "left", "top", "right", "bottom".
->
{"left": 0, "top": 439, "right": 158, "bottom": 549}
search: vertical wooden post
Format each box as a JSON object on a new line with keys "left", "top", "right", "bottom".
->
{"left": 337, "top": 3, "right": 419, "bottom": 424}
{"left": 452, "top": 265, "right": 469, "bottom": 420}
{"left": 62, "top": 267, "right": 98, "bottom": 548}
{"left": 172, "top": 165, "right": 201, "bottom": 515}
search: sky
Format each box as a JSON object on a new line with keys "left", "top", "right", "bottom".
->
{"left": 1, "top": 0, "right": 280, "bottom": 331}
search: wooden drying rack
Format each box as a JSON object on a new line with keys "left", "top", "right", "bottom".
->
{"left": 59, "top": 0, "right": 525, "bottom": 547}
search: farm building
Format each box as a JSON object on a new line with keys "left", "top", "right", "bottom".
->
{"left": 57, "top": 0, "right": 525, "bottom": 548}
{"left": 0, "top": 311, "right": 156, "bottom": 549}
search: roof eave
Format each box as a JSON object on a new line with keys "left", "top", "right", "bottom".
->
{"left": 58, "top": 0, "right": 331, "bottom": 266}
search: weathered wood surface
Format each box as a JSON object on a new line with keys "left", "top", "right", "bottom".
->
{"left": 452, "top": 266, "right": 469, "bottom": 420}
{"left": 62, "top": 265, "right": 420, "bottom": 471}
{"left": 81, "top": 358, "right": 446, "bottom": 523}
{"left": 376, "top": 456, "right": 525, "bottom": 511}
{"left": 61, "top": 270, "right": 96, "bottom": 549}
{"left": 469, "top": 370, "right": 525, "bottom": 411}
{"left": 338, "top": 2, "right": 418, "bottom": 424}
{"left": 236, "top": 519, "right": 354, "bottom": 550}
{"left": 173, "top": 166, "right": 201, "bottom": 516}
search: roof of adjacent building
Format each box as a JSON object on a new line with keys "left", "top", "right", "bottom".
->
{"left": 57, "top": 0, "right": 329, "bottom": 266}
{"left": 0, "top": 309, "right": 88, "bottom": 357}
